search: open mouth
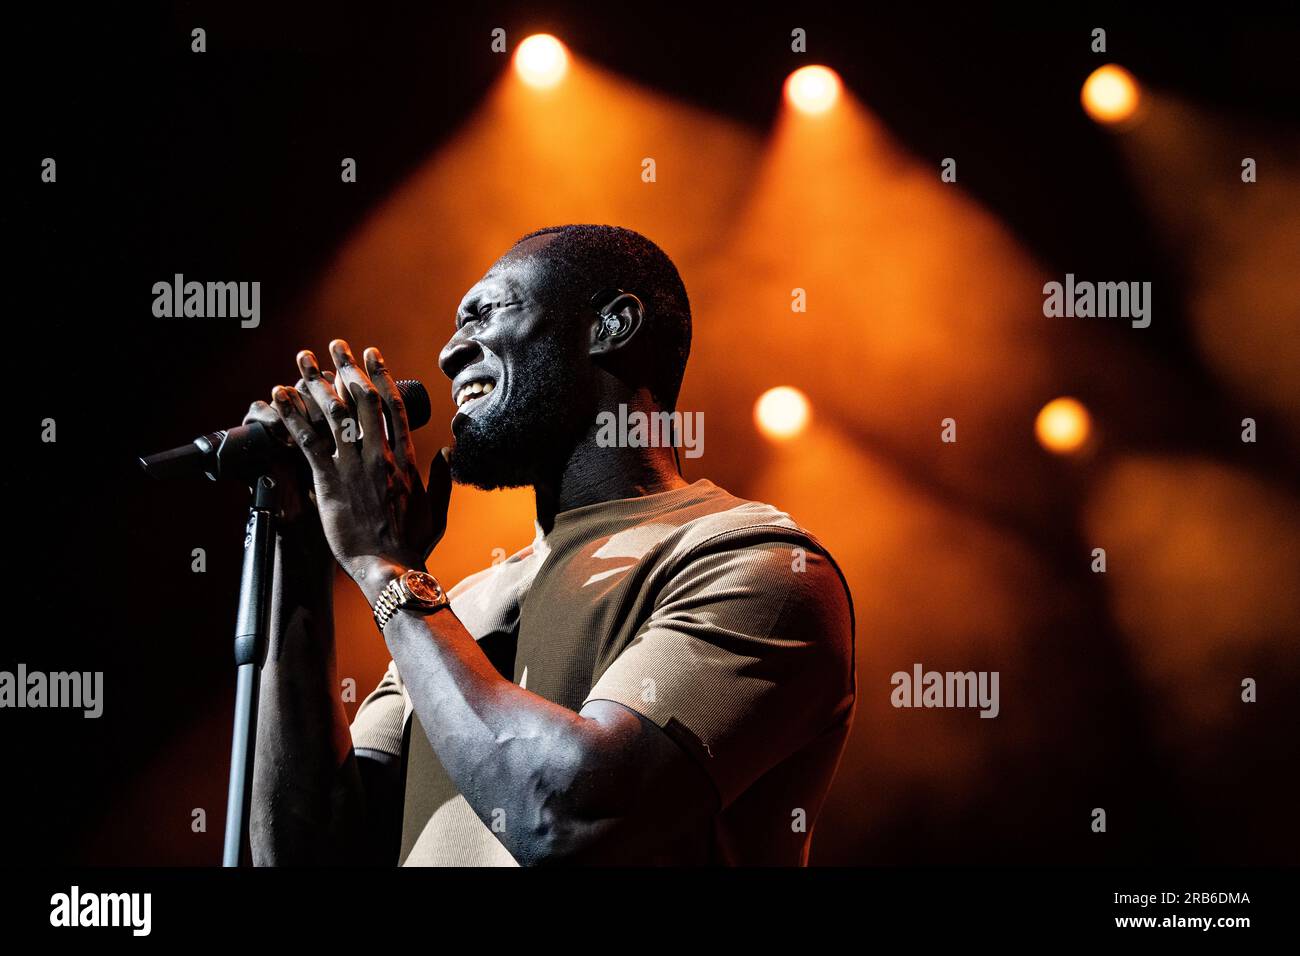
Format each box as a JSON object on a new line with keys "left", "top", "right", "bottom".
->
{"left": 451, "top": 373, "right": 502, "bottom": 425}
{"left": 455, "top": 378, "right": 496, "bottom": 410}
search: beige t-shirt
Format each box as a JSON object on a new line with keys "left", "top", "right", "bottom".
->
{"left": 350, "top": 478, "right": 855, "bottom": 865}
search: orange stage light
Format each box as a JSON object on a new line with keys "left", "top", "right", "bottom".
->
{"left": 755, "top": 386, "right": 812, "bottom": 440}
{"left": 1035, "top": 397, "right": 1092, "bottom": 454}
{"left": 785, "top": 65, "right": 841, "bottom": 115}
{"left": 515, "top": 34, "right": 568, "bottom": 89}
{"left": 1081, "top": 64, "right": 1140, "bottom": 126}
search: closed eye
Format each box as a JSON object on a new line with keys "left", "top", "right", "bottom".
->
{"left": 456, "top": 308, "right": 487, "bottom": 331}
{"left": 456, "top": 298, "right": 519, "bottom": 330}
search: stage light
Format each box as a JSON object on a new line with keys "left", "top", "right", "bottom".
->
{"left": 515, "top": 34, "right": 568, "bottom": 89}
{"left": 755, "top": 386, "right": 812, "bottom": 440}
{"left": 1035, "top": 397, "right": 1092, "bottom": 454}
{"left": 785, "top": 65, "right": 841, "bottom": 115}
{"left": 1081, "top": 64, "right": 1140, "bottom": 126}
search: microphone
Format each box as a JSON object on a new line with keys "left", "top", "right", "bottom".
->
{"left": 139, "top": 379, "right": 432, "bottom": 481}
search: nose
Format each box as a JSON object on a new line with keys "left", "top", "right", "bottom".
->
{"left": 439, "top": 329, "right": 482, "bottom": 382}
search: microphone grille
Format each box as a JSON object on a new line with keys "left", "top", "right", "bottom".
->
{"left": 395, "top": 379, "right": 432, "bottom": 430}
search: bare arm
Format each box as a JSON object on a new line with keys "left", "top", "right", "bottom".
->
{"left": 249, "top": 530, "right": 362, "bottom": 865}
{"left": 371, "top": 582, "right": 716, "bottom": 865}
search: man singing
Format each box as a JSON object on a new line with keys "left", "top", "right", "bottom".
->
{"left": 247, "top": 224, "right": 855, "bottom": 865}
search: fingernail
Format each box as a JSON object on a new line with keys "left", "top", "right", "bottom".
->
{"left": 298, "top": 350, "right": 320, "bottom": 379}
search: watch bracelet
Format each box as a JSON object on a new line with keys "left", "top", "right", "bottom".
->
{"left": 372, "top": 575, "right": 407, "bottom": 633}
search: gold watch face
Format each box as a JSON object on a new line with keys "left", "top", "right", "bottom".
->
{"left": 403, "top": 571, "right": 443, "bottom": 605}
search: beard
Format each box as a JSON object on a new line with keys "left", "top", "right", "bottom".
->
{"left": 448, "top": 336, "right": 594, "bottom": 490}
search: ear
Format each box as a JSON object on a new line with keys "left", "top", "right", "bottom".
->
{"left": 588, "top": 292, "right": 645, "bottom": 357}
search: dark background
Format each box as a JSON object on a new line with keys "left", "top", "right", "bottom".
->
{"left": 7, "top": 4, "right": 1299, "bottom": 866}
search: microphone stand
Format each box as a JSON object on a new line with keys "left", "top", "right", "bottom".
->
{"left": 222, "top": 473, "right": 277, "bottom": 867}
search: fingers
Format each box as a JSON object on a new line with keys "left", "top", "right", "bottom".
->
{"left": 293, "top": 370, "right": 335, "bottom": 426}
{"left": 289, "top": 342, "right": 402, "bottom": 472}
{"left": 246, "top": 367, "right": 340, "bottom": 464}
{"left": 271, "top": 385, "right": 335, "bottom": 475}
{"left": 329, "top": 339, "right": 389, "bottom": 468}
{"left": 243, "top": 400, "right": 291, "bottom": 445}
{"left": 297, "top": 348, "right": 360, "bottom": 466}
{"left": 365, "top": 345, "right": 418, "bottom": 470}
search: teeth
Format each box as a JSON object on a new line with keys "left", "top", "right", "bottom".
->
{"left": 456, "top": 380, "right": 496, "bottom": 408}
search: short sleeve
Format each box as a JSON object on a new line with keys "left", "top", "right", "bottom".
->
{"left": 583, "top": 538, "right": 855, "bottom": 808}
{"left": 350, "top": 659, "right": 407, "bottom": 758}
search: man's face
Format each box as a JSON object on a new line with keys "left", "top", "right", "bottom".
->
{"left": 439, "top": 238, "right": 597, "bottom": 489}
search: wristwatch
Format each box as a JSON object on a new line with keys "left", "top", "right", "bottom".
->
{"left": 372, "top": 569, "right": 449, "bottom": 633}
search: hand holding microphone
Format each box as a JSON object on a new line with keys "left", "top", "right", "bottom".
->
{"left": 139, "top": 369, "right": 431, "bottom": 483}
{"left": 269, "top": 342, "right": 450, "bottom": 595}
{"left": 139, "top": 345, "right": 439, "bottom": 567}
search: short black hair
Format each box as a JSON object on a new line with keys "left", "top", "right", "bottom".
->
{"left": 513, "top": 224, "right": 692, "bottom": 411}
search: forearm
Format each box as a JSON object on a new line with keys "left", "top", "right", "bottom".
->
{"left": 250, "top": 533, "right": 363, "bottom": 865}
{"left": 380, "top": 604, "right": 631, "bottom": 865}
